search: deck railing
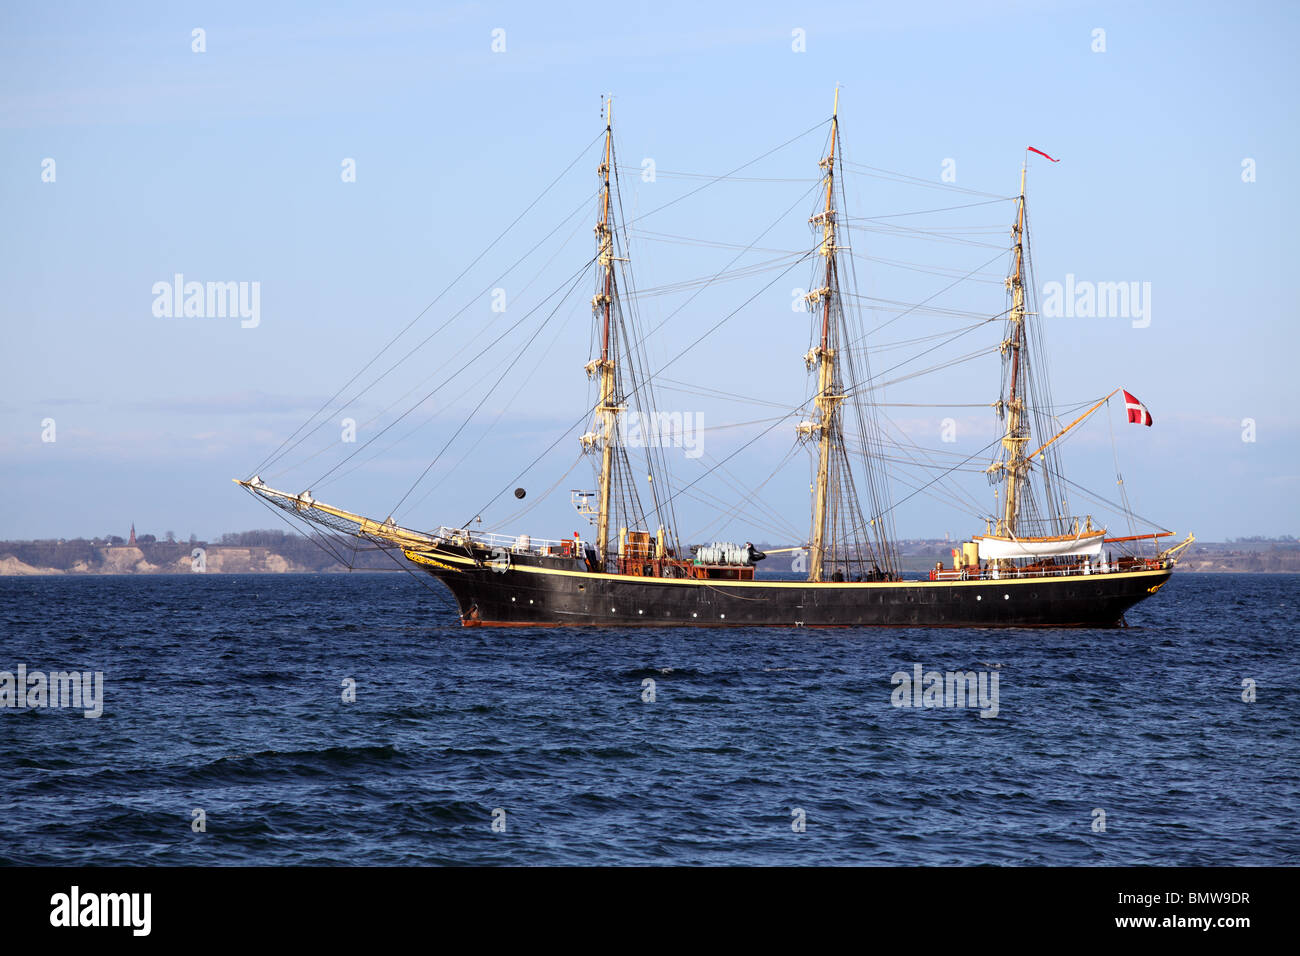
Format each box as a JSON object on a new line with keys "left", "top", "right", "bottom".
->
{"left": 927, "top": 557, "right": 1167, "bottom": 581}
{"left": 434, "top": 527, "right": 578, "bottom": 555}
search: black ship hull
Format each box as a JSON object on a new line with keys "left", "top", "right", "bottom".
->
{"left": 404, "top": 546, "right": 1170, "bottom": 628}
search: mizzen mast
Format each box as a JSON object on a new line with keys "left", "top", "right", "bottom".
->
{"left": 805, "top": 87, "right": 844, "bottom": 582}
{"left": 995, "top": 163, "right": 1030, "bottom": 537}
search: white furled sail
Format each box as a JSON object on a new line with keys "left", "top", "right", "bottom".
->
{"left": 974, "top": 531, "right": 1105, "bottom": 561}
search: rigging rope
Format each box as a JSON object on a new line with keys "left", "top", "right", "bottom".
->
{"left": 251, "top": 131, "right": 604, "bottom": 478}
{"left": 626, "top": 120, "right": 828, "bottom": 227}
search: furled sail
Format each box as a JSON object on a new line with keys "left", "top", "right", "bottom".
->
{"left": 973, "top": 531, "right": 1105, "bottom": 560}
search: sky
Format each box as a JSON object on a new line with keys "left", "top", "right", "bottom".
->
{"left": 2, "top": 0, "right": 1297, "bottom": 545}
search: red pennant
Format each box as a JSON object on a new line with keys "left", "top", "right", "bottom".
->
{"left": 1027, "top": 146, "right": 1060, "bottom": 162}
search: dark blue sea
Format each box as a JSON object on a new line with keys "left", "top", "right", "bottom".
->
{"left": 1, "top": 572, "right": 1296, "bottom": 866}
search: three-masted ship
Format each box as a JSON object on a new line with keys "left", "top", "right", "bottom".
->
{"left": 237, "top": 93, "right": 1191, "bottom": 627}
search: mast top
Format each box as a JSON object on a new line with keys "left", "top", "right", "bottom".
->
{"left": 832, "top": 84, "right": 840, "bottom": 119}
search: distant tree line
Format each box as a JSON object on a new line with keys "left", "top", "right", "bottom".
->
{"left": 0, "top": 530, "right": 397, "bottom": 571}
{"left": 218, "top": 529, "right": 297, "bottom": 547}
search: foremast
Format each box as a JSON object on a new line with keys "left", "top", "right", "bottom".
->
{"left": 588, "top": 96, "right": 621, "bottom": 559}
{"left": 805, "top": 88, "right": 844, "bottom": 583}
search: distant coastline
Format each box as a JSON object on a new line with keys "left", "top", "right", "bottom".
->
{"left": 0, "top": 530, "right": 396, "bottom": 576}
{"left": 1, "top": 532, "right": 1296, "bottom": 575}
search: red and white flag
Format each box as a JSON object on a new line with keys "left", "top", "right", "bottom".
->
{"left": 1122, "top": 389, "right": 1153, "bottom": 426}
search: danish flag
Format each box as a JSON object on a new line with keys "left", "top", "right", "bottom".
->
{"left": 1122, "top": 389, "right": 1153, "bottom": 426}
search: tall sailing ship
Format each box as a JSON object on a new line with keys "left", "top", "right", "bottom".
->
{"left": 238, "top": 93, "right": 1191, "bottom": 627}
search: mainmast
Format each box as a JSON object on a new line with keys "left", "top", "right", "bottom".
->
{"left": 590, "top": 96, "right": 620, "bottom": 559}
{"left": 996, "top": 164, "right": 1030, "bottom": 537}
{"left": 806, "top": 88, "right": 843, "bottom": 582}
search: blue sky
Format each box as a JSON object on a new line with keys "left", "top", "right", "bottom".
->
{"left": 2, "top": 0, "right": 1297, "bottom": 544}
